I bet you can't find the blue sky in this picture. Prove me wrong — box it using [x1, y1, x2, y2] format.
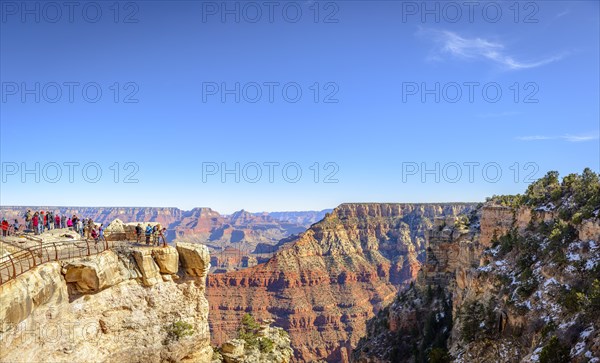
[1, 0, 598, 213]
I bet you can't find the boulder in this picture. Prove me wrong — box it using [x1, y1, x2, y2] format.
[221, 339, 245, 356]
[63, 251, 126, 293]
[176, 242, 211, 283]
[151, 246, 179, 274]
[132, 249, 161, 286]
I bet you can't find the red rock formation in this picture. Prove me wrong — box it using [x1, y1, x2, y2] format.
[206, 203, 474, 362]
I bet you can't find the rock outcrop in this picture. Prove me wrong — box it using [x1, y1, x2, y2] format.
[63, 250, 128, 293]
[0, 243, 212, 363]
[177, 242, 211, 284]
[213, 318, 294, 363]
[206, 203, 474, 362]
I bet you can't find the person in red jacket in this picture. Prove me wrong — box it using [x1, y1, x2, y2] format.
[1, 218, 8, 238]
[55, 214, 61, 229]
[32, 213, 39, 235]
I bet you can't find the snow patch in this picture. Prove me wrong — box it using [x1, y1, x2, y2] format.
[571, 341, 586, 357]
[535, 203, 556, 212]
[544, 278, 558, 287]
[530, 347, 542, 362]
[581, 325, 594, 339]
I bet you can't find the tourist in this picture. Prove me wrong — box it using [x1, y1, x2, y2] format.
[77, 219, 84, 236]
[135, 223, 142, 243]
[72, 215, 78, 232]
[61, 215, 67, 229]
[152, 224, 159, 245]
[24, 209, 32, 230]
[159, 228, 167, 247]
[87, 219, 94, 239]
[91, 227, 99, 244]
[32, 213, 39, 235]
[67, 217, 73, 229]
[55, 214, 60, 229]
[145, 224, 152, 245]
[47, 211, 53, 230]
[40, 211, 45, 233]
[12, 219, 20, 235]
[98, 224, 106, 243]
[1, 218, 8, 238]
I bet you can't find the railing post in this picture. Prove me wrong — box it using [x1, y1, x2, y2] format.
[29, 249, 37, 267]
[7, 254, 16, 279]
[53, 242, 58, 261]
[86, 240, 91, 256]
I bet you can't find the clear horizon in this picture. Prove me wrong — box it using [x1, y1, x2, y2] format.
[1, 202, 482, 216]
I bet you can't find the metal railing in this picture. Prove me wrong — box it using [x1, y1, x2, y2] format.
[0, 239, 114, 286]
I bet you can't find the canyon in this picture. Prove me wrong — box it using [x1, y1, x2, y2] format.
[3, 170, 596, 363]
[206, 203, 475, 362]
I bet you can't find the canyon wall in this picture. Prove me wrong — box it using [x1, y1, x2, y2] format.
[354, 199, 600, 362]
[206, 203, 475, 362]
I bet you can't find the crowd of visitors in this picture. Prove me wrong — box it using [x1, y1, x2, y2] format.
[0, 210, 107, 243]
[135, 223, 167, 247]
[1, 210, 167, 247]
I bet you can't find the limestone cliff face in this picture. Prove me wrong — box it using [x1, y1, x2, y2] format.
[206, 203, 474, 362]
[0, 243, 212, 363]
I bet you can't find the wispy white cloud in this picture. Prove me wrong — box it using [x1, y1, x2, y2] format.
[516, 135, 555, 141]
[516, 133, 599, 143]
[562, 134, 599, 142]
[555, 9, 570, 19]
[423, 30, 566, 70]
